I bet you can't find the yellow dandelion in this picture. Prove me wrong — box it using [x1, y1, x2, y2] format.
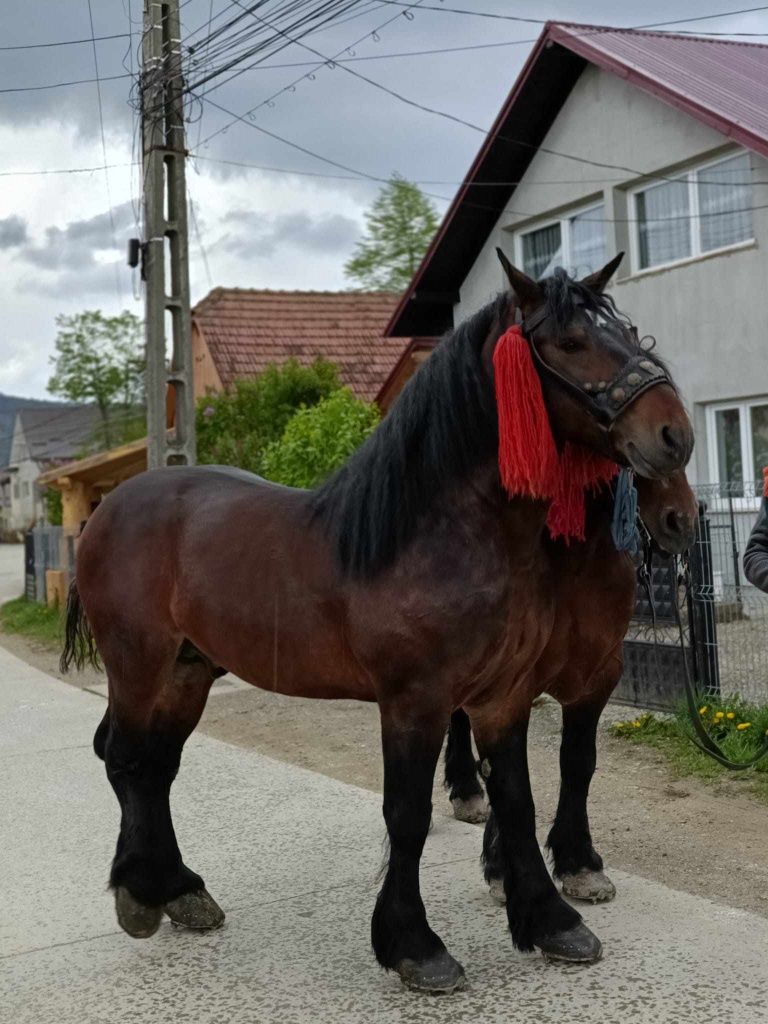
[699, 706, 708, 715]
[715, 711, 725, 719]
[726, 712, 736, 720]
[737, 722, 752, 731]
[633, 720, 642, 728]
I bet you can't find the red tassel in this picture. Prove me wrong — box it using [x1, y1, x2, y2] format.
[547, 445, 619, 542]
[493, 325, 619, 542]
[493, 326, 559, 499]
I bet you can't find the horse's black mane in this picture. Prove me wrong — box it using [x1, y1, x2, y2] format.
[542, 268, 629, 332]
[312, 294, 507, 577]
[312, 268, 658, 578]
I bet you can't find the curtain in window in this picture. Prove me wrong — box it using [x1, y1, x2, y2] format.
[715, 407, 743, 497]
[637, 178, 690, 269]
[522, 223, 561, 280]
[569, 205, 606, 277]
[698, 153, 752, 253]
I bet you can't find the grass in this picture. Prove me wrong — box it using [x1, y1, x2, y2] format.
[0, 596, 63, 649]
[612, 697, 768, 801]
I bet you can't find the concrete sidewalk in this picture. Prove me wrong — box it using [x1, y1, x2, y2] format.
[2, 647, 766, 1024]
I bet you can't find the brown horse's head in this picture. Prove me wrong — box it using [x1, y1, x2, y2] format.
[495, 249, 693, 478]
[636, 469, 697, 555]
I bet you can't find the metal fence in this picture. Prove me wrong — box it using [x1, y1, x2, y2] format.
[690, 481, 768, 704]
[25, 524, 74, 603]
[619, 481, 768, 709]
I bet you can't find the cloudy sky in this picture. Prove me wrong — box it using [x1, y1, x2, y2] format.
[0, 0, 764, 397]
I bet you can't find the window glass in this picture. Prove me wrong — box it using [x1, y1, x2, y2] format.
[569, 205, 606, 277]
[750, 404, 768, 497]
[715, 407, 743, 497]
[637, 178, 691, 269]
[698, 153, 752, 253]
[521, 222, 561, 280]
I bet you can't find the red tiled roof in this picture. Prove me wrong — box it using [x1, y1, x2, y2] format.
[193, 288, 406, 402]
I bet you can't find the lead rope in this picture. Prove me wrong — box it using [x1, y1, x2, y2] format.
[673, 554, 768, 770]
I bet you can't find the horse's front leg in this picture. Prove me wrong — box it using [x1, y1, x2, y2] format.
[372, 699, 465, 994]
[470, 708, 602, 963]
[444, 709, 489, 823]
[548, 679, 617, 904]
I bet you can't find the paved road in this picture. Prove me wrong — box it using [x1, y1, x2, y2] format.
[0, 543, 23, 604]
[2, 647, 767, 1024]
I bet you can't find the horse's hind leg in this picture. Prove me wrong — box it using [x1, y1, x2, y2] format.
[101, 647, 222, 938]
[444, 709, 489, 824]
[372, 699, 465, 994]
[548, 667, 619, 904]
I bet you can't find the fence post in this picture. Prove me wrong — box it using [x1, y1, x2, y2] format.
[726, 491, 743, 614]
[689, 502, 721, 696]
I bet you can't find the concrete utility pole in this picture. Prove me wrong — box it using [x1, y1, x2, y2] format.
[142, 0, 196, 468]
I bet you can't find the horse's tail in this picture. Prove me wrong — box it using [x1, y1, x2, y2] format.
[60, 581, 100, 673]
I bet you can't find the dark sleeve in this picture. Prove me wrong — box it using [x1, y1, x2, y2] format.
[744, 497, 768, 592]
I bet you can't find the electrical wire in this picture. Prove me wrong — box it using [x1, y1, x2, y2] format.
[85, 0, 123, 306]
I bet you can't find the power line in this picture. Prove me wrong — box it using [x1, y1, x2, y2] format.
[0, 73, 130, 94]
[0, 163, 136, 177]
[0, 32, 130, 51]
[373, 2, 768, 30]
[197, 0, 428, 147]
[85, 0, 123, 306]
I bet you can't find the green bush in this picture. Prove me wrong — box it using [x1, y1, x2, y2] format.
[261, 388, 380, 489]
[45, 488, 63, 526]
[196, 358, 341, 474]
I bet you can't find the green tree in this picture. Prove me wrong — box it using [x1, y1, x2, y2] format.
[261, 388, 380, 488]
[47, 310, 145, 449]
[344, 174, 439, 292]
[196, 358, 341, 474]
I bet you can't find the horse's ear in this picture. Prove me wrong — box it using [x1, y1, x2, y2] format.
[495, 247, 541, 311]
[580, 252, 624, 293]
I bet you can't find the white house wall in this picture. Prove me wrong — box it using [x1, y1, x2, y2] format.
[455, 64, 768, 483]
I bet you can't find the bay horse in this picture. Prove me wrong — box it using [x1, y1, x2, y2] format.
[60, 253, 693, 994]
[444, 471, 696, 910]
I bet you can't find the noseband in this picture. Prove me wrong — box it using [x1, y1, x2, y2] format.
[520, 304, 672, 428]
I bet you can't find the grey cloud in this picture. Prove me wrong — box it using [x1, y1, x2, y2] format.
[19, 201, 136, 271]
[221, 210, 359, 259]
[0, 216, 27, 248]
[17, 260, 129, 300]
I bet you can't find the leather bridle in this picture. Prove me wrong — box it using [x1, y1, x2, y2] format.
[520, 303, 673, 429]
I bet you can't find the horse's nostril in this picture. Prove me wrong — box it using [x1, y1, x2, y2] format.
[661, 425, 678, 453]
[665, 509, 681, 535]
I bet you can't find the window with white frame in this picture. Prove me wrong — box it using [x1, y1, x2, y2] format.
[518, 203, 606, 280]
[633, 152, 752, 271]
[707, 398, 768, 499]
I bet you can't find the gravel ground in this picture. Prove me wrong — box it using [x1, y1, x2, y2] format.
[4, 626, 768, 920]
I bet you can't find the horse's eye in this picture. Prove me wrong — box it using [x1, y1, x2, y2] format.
[559, 338, 583, 354]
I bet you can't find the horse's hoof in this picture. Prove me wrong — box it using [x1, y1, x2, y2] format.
[488, 876, 506, 904]
[537, 922, 603, 964]
[561, 868, 616, 904]
[115, 886, 163, 939]
[164, 889, 226, 931]
[451, 794, 489, 824]
[397, 950, 467, 994]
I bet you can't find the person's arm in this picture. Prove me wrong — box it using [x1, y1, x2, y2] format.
[744, 468, 768, 593]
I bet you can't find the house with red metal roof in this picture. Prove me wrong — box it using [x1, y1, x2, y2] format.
[385, 22, 768, 495]
[191, 288, 409, 404]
